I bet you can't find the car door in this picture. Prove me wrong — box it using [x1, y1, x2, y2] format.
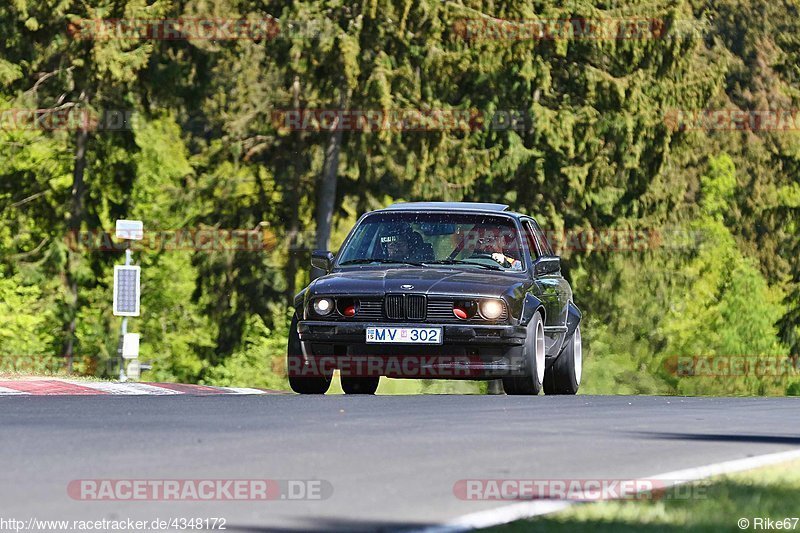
[523, 218, 571, 355]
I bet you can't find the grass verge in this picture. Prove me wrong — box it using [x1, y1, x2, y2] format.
[482, 459, 800, 532]
[327, 371, 486, 394]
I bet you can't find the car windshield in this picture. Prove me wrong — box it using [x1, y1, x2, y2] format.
[337, 212, 525, 272]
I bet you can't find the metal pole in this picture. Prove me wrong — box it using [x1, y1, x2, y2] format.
[119, 318, 128, 382]
[118, 246, 132, 382]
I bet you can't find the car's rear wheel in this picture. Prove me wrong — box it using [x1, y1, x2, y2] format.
[544, 325, 582, 395]
[503, 311, 545, 395]
[341, 376, 380, 395]
[287, 315, 332, 395]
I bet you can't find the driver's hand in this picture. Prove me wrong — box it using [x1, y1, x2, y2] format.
[491, 253, 509, 266]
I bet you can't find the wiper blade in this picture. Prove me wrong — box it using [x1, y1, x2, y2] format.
[339, 258, 426, 267]
[424, 259, 503, 271]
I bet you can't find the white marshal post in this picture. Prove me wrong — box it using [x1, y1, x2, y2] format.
[114, 220, 143, 381]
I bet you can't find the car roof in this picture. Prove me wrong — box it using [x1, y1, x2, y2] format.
[380, 202, 523, 217]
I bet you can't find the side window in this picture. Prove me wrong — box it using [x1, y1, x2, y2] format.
[523, 221, 542, 259]
[530, 219, 554, 256]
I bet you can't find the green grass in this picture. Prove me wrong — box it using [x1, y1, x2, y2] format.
[482, 460, 800, 532]
[327, 371, 486, 394]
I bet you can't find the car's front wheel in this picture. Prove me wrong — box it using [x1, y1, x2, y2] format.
[287, 315, 332, 395]
[341, 376, 380, 395]
[503, 311, 545, 395]
[544, 325, 582, 395]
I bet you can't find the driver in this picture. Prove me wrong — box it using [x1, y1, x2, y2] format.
[473, 226, 522, 270]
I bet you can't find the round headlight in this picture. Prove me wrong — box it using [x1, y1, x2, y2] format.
[313, 297, 334, 316]
[480, 299, 504, 320]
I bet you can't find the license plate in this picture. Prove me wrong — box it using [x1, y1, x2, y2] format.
[366, 327, 442, 345]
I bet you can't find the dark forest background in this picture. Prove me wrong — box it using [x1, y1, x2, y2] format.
[1, 0, 798, 394]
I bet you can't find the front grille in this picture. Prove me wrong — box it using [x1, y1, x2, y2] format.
[406, 295, 426, 320]
[356, 296, 508, 322]
[427, 300, 455, 321]
[358, 299, 383, 321]
[385, 295, 404, 319]
[383, 294, 427, 320]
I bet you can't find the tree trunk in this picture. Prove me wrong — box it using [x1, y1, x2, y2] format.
[311, 86, 347, 280]
[313, 130, 343, 255]
[62, 124, 89, 373]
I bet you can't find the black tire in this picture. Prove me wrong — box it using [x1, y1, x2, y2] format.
[544, 325, 582, 395]
[287, 314, 332, 395]
[341, 376, 380, 395]
[503, 311, 545, 395]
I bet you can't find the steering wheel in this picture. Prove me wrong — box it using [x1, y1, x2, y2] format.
[470, 251, 514, 268]
[469, 252, 495, 260]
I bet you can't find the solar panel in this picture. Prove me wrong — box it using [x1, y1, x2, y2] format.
[113, 265, 141, 316]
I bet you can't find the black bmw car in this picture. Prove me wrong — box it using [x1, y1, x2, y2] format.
[287, 202, 582, 395]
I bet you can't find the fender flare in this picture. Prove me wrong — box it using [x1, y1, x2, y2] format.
[520, 294, 545, 326]
[565, 301, 582, 337]
[293, 288, 308, 317]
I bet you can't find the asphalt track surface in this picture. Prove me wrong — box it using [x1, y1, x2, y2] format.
[1, 394, 799, 532]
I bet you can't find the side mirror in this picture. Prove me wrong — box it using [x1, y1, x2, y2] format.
[311, 250, 335, 273]
[533, 256, 560, 277]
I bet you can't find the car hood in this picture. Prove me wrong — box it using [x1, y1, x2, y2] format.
[310, 268, 528, 298]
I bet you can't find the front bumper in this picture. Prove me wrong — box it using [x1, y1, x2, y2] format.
[295, 321, 528, 379]
[298, 321, 527, 346]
